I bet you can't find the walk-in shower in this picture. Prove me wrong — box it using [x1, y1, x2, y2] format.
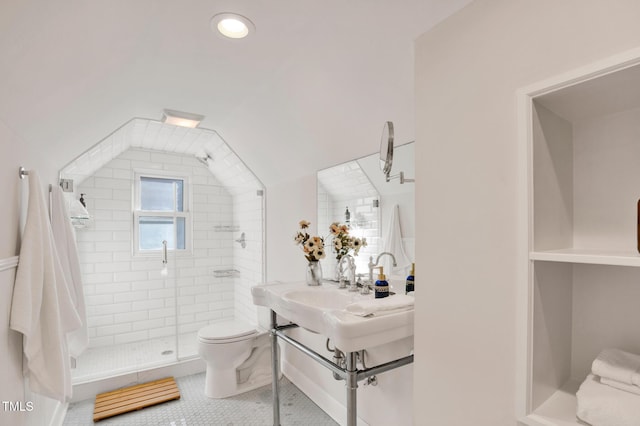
[59, 118, 265, 383]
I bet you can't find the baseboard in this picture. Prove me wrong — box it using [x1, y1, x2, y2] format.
[49, 402, 68, 426]
[282, 359, 369, 426]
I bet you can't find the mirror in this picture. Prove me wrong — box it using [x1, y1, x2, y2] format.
[379, 121, 394, 181]
[317, 142, 414, 286]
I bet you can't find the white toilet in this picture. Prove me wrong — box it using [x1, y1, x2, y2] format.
[197, 319, 274, 398]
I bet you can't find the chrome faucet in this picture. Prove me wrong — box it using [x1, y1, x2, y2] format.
[338, 255, 356, 289]
[368, 252, 397, 284]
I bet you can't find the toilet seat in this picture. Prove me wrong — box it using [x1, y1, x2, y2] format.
[198, 320, 257, 344]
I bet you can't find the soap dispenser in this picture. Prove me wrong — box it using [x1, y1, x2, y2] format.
[406, 263, 415, 294]
[374, 266, 389, 299]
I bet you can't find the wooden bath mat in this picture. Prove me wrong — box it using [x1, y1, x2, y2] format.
[93, 377, 180, 422]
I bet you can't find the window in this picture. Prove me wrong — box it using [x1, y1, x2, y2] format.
[134, 172, 190, 254]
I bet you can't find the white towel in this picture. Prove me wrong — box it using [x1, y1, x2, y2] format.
[10, 172, 82, 402]
[592, 348, 640, 387]
[576, 374, 640, 426]
[381, 204, 412, 275]
[601, 377, 640, 396]
[51, 185, 88, 358]
[345, 294, 414, 317]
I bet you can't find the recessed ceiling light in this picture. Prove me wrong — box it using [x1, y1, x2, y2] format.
[210, 13, 255, 39]
[162, 109, 205, 128]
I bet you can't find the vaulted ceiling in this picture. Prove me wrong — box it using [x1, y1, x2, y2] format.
[60, 118, 264, 195]
[0, 0, 470, 186]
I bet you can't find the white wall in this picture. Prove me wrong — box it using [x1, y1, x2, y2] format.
[0, 122, 25, 409]
[0, 121, 25, 257]
[266, 175, 318, 284]
[414, 0, 640, 424]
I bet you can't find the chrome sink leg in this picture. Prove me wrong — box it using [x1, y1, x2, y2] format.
[270, 310, 281, 426]
[345, 351, 358, 426]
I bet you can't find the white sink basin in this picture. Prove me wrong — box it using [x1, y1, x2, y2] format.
[283, 288, 354, 309]
[252, 282, 414, 352]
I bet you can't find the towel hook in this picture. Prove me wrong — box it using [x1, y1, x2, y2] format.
[19, 167, 29, 179]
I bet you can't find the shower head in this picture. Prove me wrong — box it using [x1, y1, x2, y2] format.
[196, 152, 213, 166]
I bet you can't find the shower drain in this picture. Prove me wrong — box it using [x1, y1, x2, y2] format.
[161, 350, 174, 356]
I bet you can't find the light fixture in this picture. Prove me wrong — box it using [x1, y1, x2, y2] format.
[210, 13, 255, 39]
[161, 109, 205, 128]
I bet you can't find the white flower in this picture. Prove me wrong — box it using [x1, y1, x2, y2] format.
[352, 239, 363, 254]
[304, 239, 317, 251]
[294, 220, 326, 261]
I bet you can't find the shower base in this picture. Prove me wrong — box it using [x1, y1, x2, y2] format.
[72, 332, 199, 384]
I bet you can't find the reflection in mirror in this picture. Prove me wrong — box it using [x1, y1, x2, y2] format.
[317, 142, 415, 288]
[318, 160, 380, 280]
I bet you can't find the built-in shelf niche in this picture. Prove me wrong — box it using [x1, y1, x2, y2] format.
[519, 51, 640, 425]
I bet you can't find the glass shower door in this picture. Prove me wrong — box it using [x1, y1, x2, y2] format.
[176, 181, 235, 360]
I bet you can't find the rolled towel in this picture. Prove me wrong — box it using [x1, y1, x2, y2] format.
[592, 348, 640, 387]
[601, 377, 640, 396]
[576, 374, 640, 426]
[345, 294, 414, 317]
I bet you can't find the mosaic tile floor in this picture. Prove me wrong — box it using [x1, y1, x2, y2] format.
[72, 333, 199, 383]
[63, 373, 338, 426]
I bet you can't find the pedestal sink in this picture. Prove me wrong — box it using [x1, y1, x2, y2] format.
[252, 281, 414, 426]
[251, 281, 414, 352]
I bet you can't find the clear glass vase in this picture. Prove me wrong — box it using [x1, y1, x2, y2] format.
[334, 260, 342, 281]
[306, 261, 323, 286]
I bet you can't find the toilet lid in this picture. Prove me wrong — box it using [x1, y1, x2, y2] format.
[198, 320, 257, 343]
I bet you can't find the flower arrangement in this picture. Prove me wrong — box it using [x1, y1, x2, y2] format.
[294, 220, 326, 262]
[329, 222, 367, 259]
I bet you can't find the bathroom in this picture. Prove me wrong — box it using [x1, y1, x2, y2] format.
[3, 1, 640, 426]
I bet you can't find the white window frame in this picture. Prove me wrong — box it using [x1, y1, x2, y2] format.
[133, 169, 192, 256]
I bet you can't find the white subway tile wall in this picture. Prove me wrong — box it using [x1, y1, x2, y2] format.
[77, 148, 264, 354]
